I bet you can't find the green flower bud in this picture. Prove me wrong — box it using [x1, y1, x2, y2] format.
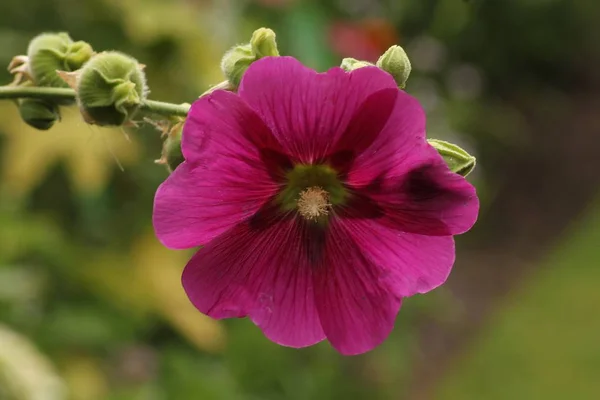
[17, 98, 60, 130]
[428, 139, 476, 177]
[221, 27, 280, 87]
[161, 122, 184, 173]
[64, 40, 95, 71]
[27, 32, 94, 89]
[220, 44, 254, 87]
[376, 45, 411, 89]
[340, 58, 374, 72]
[250, 28, 279, 58]
[76, 52, 147, 126]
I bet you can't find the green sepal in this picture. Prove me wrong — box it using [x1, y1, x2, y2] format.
[428, 139, 476, 177]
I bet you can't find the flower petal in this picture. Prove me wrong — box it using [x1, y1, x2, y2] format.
[153, 91, 282, 249]
[327, 88, 399, 174]
[344, 89, 427, 187]
[313, 218, 403, 355]
[238, 56, 398, 164]
[348, 144, 479, 236]
[336, 215, 456, 297]
[182, 211, 326, 348]
[181, 90, 287, 170]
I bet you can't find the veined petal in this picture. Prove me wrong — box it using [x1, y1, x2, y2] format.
[348, 144, 479, 236]
[153, 91, 283, 249]
[181, 90, 286, 169]
[344, 90, 427, 186]
[153, 161, 275, 249]
[313, 218, 403, 355]
[336, 215, 456, 297]
[238, 56, 398, 164]
[182, 209, 326, 348]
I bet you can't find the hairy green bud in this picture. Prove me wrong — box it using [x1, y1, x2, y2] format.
[428, 139, 476, 177]
[17, 98, 60, 130]
[221, 27, 279, 87]
[220, 44, 254, 87]
[75, 52, 147, 126]
[250, 28, 279, 58]
[162, 122, 184, 173]
[340, 58, 373, 72]
[376, 45, 411, 89]
[27, 32, 94, 89]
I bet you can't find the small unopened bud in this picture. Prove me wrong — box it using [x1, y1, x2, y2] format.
[340, 58, 373, 72]
[18, 98, 61, 130]
[428, 139, 476, 177]
[250, 28, 279, 58]
[64, 40, 95, 71]
[376, 45, 411, 89]
[221, 27, 279, 87]
[220, 45, 254, 87]
[75, 52, 147, 126]
[161, 122, 184, 173]
[27, 32, 94, 89]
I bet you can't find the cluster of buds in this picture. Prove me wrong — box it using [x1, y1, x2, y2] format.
[8, 32, 147, 129]
[8, 33, 94, 129]
[5, 28, 476, 177]
[9, 32, 94, 90]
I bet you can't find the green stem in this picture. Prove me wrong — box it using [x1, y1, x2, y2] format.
[0, 86, 75, 102]
[142, 99, 190, 117]
[0, 86, 190, 118]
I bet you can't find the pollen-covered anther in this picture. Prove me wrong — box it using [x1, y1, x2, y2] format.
[297, 186, 331, 220]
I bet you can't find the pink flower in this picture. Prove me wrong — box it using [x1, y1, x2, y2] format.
[153, 57, 479, 355]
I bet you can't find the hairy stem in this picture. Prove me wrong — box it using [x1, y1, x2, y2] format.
[0, 86, 190, 117]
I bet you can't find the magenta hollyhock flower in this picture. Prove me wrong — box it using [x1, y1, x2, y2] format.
[153, 57, 479, 355]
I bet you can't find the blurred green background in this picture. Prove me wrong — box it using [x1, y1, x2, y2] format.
[1, 0, 599, 399]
